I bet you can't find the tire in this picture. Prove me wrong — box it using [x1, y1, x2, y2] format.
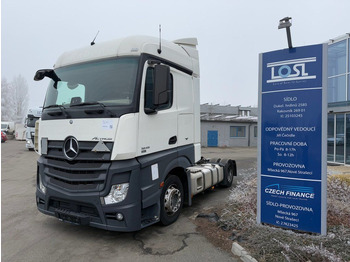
[160, 175, 184, 226]
[219, 159, 236, 188]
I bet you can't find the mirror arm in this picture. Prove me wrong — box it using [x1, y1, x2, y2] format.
[148, 59, 161, 65]
[144, 108, 158, 115]
[45, 70, 61, 83]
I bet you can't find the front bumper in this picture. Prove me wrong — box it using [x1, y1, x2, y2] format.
[36, 189, 142, 232]
[36, 156, 146, 232]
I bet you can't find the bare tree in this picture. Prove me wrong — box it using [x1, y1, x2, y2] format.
[12, 75, 29, 122]
[1, 78, 16, 121]
[1, 75, 29, 122]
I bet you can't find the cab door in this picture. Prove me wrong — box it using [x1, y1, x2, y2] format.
[138, 63, 177, 156]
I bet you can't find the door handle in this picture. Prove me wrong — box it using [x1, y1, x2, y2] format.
[169, 136, 177, 145]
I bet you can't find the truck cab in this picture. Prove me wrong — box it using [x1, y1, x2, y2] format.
[34, 36, 235, 232]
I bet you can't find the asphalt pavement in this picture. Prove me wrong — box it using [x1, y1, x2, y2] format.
[1, 140, 256, 262]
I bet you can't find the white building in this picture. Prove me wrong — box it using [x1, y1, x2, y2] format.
[200, 104, 258, 147]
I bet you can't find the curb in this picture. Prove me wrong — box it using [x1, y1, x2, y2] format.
[231, 242, 258, 262]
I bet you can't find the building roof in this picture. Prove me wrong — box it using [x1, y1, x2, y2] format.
[200, 104, 258, 123]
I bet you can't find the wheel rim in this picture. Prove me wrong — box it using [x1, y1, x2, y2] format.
[164, 185, 181, 216]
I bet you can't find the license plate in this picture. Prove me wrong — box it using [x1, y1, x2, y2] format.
[57, 213, 81, 225]
[55, 209, 90, 225]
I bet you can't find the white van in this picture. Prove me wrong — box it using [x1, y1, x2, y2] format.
[1, 122, 15, 135]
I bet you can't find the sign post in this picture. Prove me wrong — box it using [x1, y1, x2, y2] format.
[257, 44, 327, 234]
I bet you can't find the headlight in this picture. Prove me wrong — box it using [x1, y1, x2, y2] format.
[103, 183, 129, 205]
[38, 175, 46, 194]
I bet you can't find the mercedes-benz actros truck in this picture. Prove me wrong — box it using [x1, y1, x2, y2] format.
[34, 35, 236, 232]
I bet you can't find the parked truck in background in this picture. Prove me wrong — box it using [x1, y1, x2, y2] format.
[25, 108, 42, 150]
[34, 35, 237, 232]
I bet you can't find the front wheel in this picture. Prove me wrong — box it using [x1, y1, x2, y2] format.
[160, 175, 184, 226]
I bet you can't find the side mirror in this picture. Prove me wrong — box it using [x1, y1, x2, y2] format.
[153, 65, 170, 106]
[34, 69, 51, 81]
[34, 69, 61, 83]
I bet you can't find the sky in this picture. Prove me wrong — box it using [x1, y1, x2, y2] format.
[1, 0, 350, 109]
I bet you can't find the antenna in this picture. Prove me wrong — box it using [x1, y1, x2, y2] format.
[91, 30, 100, 46]
[157, 25, 162, 54]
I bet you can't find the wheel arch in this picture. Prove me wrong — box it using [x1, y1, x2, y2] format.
[162, 156, 192, 207]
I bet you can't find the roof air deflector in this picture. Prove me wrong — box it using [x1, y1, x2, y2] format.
[173, 38, 198, 47]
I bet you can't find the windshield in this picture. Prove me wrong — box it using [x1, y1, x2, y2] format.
[26, 117, 40, 127]
[44, 57, 139, 108]
[1, 124, 8, 129]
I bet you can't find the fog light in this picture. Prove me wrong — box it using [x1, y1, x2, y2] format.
[39, 175, 46, 194]
[104, 183, 129, 205]
[116, 213, 124, 221]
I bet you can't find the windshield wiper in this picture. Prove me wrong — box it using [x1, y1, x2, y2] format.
[70, 102, 100, 107]
[43, 104, 71, 118]
[43, 104, 66, 109]
[70, 102, 116, 117]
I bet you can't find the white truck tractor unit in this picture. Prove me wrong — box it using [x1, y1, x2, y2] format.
[34, 35, 237, 232]
[25, 108, 42, 150]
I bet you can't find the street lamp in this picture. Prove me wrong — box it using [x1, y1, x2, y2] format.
[278, 17, 293, 49]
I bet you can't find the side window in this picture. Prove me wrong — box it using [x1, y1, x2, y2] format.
[144, 67, 173, 111]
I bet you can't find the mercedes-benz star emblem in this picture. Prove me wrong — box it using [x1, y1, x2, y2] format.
[63, 136, 79, 160]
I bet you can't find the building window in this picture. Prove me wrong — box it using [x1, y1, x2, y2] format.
[328, 114, 335, 162]
[348, 74, 350, 101]
[328, 38, 349, 103]
[328, 75, 346, 103]
[328, 113, 350, 164]
[346, 114, 350, 164]
[254, 126, 258, 137]
[328, 40, 347, 77]
[335, 114, 345, 163]
[230, 126, 246, 137]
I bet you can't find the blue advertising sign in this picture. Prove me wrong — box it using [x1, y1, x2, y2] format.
[257, 44, 327, 235]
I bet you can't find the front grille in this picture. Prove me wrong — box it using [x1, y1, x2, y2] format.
[45, 141, 113, 161]
[43, 140, 113, 192]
